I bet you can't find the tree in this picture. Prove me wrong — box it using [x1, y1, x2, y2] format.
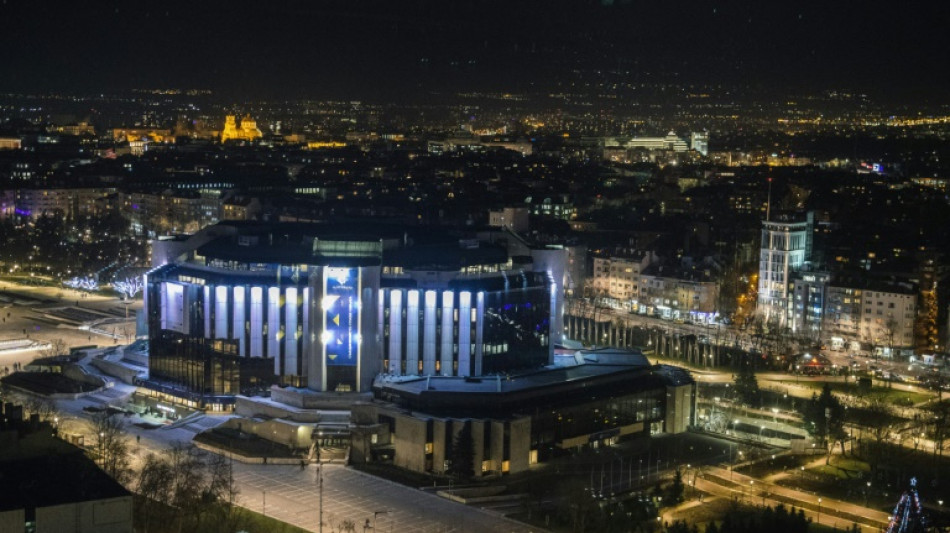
[733, 357, 761, 408]
[24, 394, 58, 423]
[859, 395, 898, 460]
[137, 452, 175, 532]
[801, 384, 847, 460]
[665, 468, 685, 504]
[92, 412, 132, 484]
[924, 400, 950, 458]
[113, 276, 144, 300]
[135, 443, 243, 533]
[42, 337, 68, 359]
[447, 421, 475, 481]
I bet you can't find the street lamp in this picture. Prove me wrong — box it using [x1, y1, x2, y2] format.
[865, 481, 871, 506]
[817, 497, 822, 524]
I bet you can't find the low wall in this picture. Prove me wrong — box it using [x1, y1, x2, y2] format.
[193, 440, 303, 465]
[90, 358, 142, 385]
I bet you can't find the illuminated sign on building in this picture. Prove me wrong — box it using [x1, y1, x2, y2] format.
[324, 267, 359, 367]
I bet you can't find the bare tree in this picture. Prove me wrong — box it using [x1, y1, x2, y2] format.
[859, 395, 898, 462]
[113, 276, 144, 300]
[42, 337, 68, 358]
[92, 412, 133, 484]
[137, 452, 175, 533]
[926, 400, 950, 459]
[24, 395, 58, 423]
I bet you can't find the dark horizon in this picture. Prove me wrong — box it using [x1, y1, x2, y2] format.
[1, 1, 948, 104]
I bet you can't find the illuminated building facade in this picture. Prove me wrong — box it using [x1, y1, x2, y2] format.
[220, 115, 263, 142]
[144, 222, 563, 408]
[757, 211, 813, 327]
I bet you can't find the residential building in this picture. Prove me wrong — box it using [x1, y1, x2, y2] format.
[757, 211, 814, 326]
[488, 206, 529, 233]
[639, 265, 720, 316]
[590, 251, 654, 302]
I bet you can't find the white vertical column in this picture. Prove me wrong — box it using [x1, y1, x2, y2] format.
[268, 287, 281, 374]
[284, 287, 298, 376]
[159, 281, 167, 330]
[440, 290, 454, 376]
[475, 291, 485, 376]
[232, 286, 246, 356]
[203, 286, 211, 338]
[388, 290, 402, 375]
[377, 288, 385, 360]
[302, 287, 310, 377]
[214, 285, 229, 339]
[423, 290, 437, 375]
[406, 290, 420, 375]
[458, 291, 472, 377]
[250, 287, 263, 358]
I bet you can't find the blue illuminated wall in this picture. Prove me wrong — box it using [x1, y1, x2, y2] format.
[324, 267, 359, 367]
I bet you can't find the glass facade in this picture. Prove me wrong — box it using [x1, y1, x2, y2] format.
[380, 272, 552, 377]
[481, 278, 551, 374]
[145, 275, 284, 406]
[530, 388, 665, 461]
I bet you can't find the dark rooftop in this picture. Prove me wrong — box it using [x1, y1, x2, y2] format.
[373, 361, 693, 418]
[0, 446, 131, 511]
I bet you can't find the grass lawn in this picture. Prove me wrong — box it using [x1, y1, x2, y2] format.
[812, 457, 869, 480]
[230, 506, 312, 533]
[738, 454, 815, 479]
[133, 496, 311, 533]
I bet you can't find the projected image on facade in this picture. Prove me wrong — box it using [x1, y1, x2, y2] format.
[324, 267, 360, 391]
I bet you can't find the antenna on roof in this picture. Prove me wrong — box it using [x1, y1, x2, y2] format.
[766, 177, 773, 222]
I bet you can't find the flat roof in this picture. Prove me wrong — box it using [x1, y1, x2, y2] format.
[374, 362, 693, 417]
[0, 444, 130, 511]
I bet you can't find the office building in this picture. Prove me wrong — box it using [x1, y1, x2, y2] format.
[757, 211, 813, 327]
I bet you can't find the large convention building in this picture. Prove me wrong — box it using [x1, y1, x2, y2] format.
[142, 221, 567, 409]
[137, 221, 696, 476]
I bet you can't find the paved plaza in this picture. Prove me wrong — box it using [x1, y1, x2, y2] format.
[232, 463, 540, 533]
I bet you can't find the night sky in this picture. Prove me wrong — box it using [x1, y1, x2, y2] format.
[1, 0, 948, 101]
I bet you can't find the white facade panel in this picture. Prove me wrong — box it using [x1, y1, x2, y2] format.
[249, 286, 263, 358]
[423, 290, 437, 375]
[388, 290, 402, 375]
[458, 291, 472, 377]
[268, 287, 280, 373]
[214, 285, 229, 339]
[203, 286, 211, 338]
[284, 287, 298, 374]
[406, 290, 420, 375]
[440, 291, 454, 376]
[232, 286, 246, 355]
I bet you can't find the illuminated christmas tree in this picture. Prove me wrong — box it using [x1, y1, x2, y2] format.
[885, 477, 929, 533]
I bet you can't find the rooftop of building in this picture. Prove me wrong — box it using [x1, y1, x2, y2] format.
[0, 408, 130, 512]
[372, 358, 692, 418]
[0, 444, 131, 511]
[762, 210, 814, 226]
[168, 221, 526, 272]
